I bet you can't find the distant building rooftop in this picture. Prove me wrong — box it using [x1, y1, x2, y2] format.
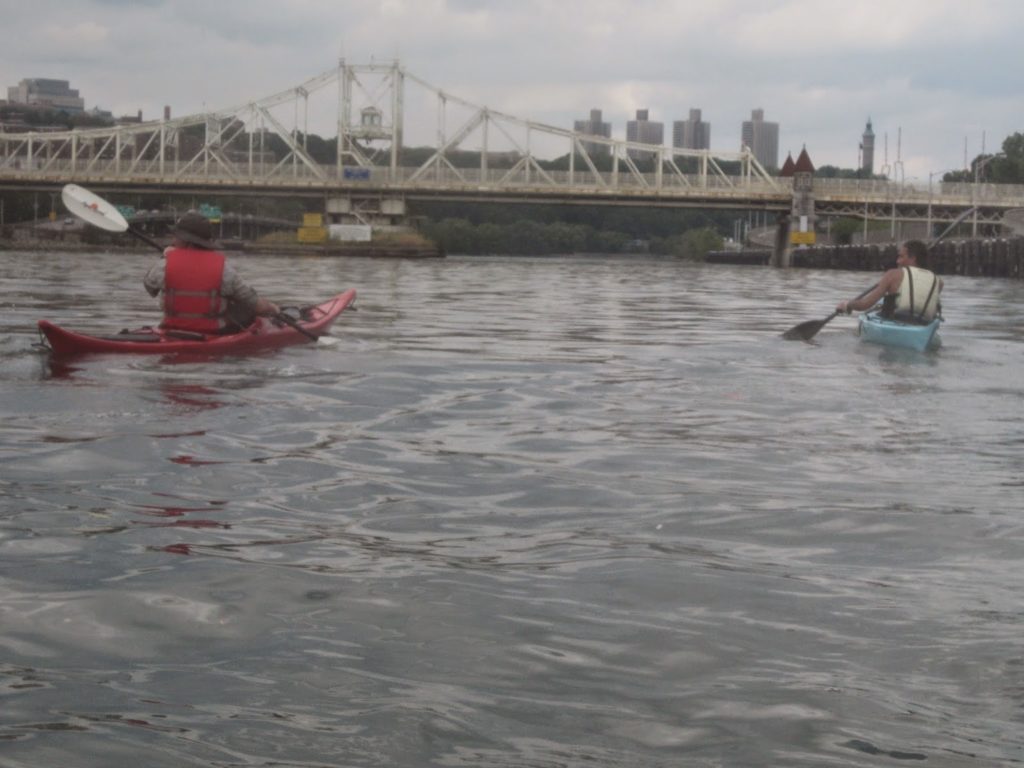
[7, 77, 85, 114]
[793, 147, 815, 174]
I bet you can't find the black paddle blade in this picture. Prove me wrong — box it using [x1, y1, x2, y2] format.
[781, 313, 836, 341]
[782, 287, 871, 342]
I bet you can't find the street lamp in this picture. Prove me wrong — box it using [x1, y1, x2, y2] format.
[974, 151, 1005, 183]
[928, 168, 959, 238]
[972, 152, 1005, 237]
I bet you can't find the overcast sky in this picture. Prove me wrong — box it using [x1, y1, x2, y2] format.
[3, 0, 1021, 180]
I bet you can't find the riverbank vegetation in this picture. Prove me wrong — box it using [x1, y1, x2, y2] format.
[942, 132, 1024, 183]
[410, 201, 727, 257]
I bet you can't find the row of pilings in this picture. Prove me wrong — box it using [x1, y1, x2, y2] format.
[706, 237, 1024, 278]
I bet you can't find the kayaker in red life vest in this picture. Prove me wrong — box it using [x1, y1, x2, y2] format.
[144, 211, 280, 333]
[835, 239, 943, 322]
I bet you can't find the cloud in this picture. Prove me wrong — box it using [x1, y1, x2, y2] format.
[41, 21, 110, 46]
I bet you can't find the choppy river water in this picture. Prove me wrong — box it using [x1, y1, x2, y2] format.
[1, 249, 1022, 767]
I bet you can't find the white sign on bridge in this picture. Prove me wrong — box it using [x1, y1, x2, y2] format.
[329, 224, 372, 242]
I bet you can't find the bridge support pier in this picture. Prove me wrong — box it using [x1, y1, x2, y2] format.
[771, 213, 792, 267]
[326, 195, 407, 229]
[773, 148, 816, 267]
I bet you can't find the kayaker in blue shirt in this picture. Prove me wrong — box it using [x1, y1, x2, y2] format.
[144, 211, 279, 333]
[836, 239, 943, 323]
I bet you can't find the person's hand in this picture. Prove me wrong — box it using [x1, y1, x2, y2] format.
[255, 299, 280, 316]
[836, 300, 851, 314]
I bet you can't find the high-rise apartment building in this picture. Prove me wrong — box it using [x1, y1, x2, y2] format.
[741, 108, 779, 170]
[626, 109, 664, 161]
[860, 118, 875, 175]
[672, 108, 710, 150]
[7, 78, 85, 113]
[573, 108, 612, 158]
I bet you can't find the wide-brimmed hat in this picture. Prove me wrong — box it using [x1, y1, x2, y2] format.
[171, 211, 216, 249]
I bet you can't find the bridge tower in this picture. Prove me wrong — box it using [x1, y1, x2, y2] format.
[329, 59, 408, 228]
[773, 147, 816, 267]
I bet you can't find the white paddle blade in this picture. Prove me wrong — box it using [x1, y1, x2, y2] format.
[61, 184, 129, 232]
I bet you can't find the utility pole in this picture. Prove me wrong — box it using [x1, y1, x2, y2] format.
[971, 152, 1005, 237]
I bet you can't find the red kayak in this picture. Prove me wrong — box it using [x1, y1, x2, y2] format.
[38, 289, 356, 357]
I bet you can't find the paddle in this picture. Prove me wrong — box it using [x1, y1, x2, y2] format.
[61, 184, 319, 342]
[781, 283, 877, 341]
[270, 309, 319, 341]
[780, 206, 977, 342]
[61, 183, 164, 251]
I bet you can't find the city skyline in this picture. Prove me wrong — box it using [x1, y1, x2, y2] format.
[573, 108, 611, 158]
[742, 109, 780, 170]
[625, 109, 664, 161]
[1, 1, 1020, 181]
[674, 109, 711, 153]
[6, 78, 84, 114]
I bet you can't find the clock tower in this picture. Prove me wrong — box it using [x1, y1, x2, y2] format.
[861, 119, 875, 175]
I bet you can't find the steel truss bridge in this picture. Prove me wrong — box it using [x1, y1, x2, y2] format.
[2, 59, 1023, 233]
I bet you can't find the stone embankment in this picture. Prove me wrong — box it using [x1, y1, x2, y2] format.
[707, 237, 1024, 278]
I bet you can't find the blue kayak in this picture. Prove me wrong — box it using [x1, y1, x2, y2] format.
[858, 311, 941, 352]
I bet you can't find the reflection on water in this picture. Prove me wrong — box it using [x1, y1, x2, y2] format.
[160, 383, 226, 412]
[1, 251, 1023, 767]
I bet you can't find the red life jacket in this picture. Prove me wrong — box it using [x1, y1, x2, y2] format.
[161, 248, 227, 332]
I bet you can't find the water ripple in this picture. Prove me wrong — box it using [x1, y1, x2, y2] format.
[2, 252, 1023, 766]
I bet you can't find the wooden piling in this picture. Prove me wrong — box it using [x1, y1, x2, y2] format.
[707, 235, 1024, 278]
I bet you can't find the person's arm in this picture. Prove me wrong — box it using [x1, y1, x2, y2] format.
[836, 270, 898, 313]
[143, 262, 164, 298]
[253, 296, 280, 316]
[221, 265, 279, 316]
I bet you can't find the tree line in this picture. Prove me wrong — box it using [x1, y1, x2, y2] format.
[0, 104, 114, 131]
[942, 132, 1024, 184]
[410, 201, 727, 258]
[418, 217, 723, 258]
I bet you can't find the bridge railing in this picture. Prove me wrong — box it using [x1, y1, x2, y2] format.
[814, 177, 1024, 205]
[7, 155, 1024, 209]
[896, 180, 1024, 204]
